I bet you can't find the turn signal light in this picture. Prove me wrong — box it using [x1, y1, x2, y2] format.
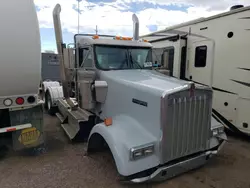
[16, 97, 24, 105]
[92, 35, 99, 39]
[104, 117, 113, 126]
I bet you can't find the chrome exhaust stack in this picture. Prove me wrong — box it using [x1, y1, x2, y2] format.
[132, 14, 139, 41]
[53, 4, 76, 109]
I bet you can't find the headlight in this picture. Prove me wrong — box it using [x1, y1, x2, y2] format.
[130, 144, 154, 161]
[212, 126, 224, 136]
[218, 126, 224, 134]
[212, 129, 219, 136]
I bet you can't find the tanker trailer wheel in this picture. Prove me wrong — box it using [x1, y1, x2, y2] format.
[45, 91, 57, 116]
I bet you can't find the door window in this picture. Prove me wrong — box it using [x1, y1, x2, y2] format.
[79, 47, 93, 68]
[195, 46, 207, 67]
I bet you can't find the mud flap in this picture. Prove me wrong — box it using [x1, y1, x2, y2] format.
[10, 104, 44, 151]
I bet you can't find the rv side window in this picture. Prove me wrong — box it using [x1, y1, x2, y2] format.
[195, 46, 207, 67]
[162, 47, 174, 76]
[180, 46, 187, 79]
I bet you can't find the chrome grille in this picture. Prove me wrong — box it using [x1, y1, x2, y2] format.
[160, 88, 212, 164]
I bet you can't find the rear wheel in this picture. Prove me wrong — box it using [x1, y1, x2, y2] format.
[45, 92, 57, 116]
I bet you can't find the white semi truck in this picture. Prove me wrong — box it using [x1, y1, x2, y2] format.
[42, 4, 227, 183]
[0, 0, 44, 152]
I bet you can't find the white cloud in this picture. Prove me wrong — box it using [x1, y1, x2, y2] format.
[35, 0, 250, 42]
[123, 0, 250, 10]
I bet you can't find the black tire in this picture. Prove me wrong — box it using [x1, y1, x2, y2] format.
[44, 91, 48, 110]
[0, 145, 8, 159]
[46, 92, 57, 116]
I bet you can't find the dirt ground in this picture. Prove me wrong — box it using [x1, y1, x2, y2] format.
[0, 114, 250, 188]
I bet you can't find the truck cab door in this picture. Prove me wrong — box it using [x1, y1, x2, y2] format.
[187, 40, 214, 86]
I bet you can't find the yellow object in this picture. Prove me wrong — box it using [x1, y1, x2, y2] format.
[143, 39, 148, 42]
[18, 127, 40, 146]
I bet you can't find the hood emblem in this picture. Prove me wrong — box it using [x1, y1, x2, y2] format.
[190, 84, 195, 97]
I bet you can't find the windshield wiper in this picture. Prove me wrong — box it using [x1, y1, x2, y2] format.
[128, 51, 142, 69]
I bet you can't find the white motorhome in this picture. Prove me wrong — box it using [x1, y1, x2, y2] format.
[140, 5, 250, 135]
[0, 0, 44, 151]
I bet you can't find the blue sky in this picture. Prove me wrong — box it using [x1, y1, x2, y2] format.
[34, 0, 249, 52]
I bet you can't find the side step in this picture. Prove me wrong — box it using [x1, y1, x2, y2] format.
[55, 112, 67, 124]
[60, 107, 95, 141]
[61, 123, 79, 140]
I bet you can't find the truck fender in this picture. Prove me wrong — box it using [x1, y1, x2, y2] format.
[42, 81, 60, 97]
[87, 115, 160, 177]
[45, 85, 64, 108]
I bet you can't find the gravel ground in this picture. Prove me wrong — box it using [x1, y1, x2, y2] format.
[0, 114, 250, 188]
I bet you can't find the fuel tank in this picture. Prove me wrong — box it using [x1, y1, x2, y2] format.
[0, 0, 41, 97]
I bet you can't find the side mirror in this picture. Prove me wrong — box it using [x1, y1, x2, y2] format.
[94, 81, 108, 103]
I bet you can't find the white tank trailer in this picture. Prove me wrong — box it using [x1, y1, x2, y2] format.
[42, 4, 227, 183]
[0, 0, 44, 151]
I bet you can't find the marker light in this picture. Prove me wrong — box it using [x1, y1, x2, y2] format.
[92, 35, 99, 39]
[3, 98, 12, 106]
[104, 117, 113, 126]
[115, 36, 132, 40]
[143, 39, 148, 42]
[115, 36, 121, 40]
[7, 127, 16, 132]
[16, 97, 24, 105]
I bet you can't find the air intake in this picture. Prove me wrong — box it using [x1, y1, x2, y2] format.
[230, 5, 244, 11]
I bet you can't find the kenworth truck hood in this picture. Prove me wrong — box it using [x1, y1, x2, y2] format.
[98, 69, 194, 143]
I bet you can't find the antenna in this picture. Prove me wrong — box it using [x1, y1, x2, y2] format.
[188, 27, 191, 35]
[95, 25, 98, 35]
[77, 0, 81, 34]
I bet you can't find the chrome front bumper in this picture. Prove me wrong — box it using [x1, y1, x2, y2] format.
[130, 140, 226, 183]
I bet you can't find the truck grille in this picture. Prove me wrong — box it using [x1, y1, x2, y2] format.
[160, 88, 212, 164]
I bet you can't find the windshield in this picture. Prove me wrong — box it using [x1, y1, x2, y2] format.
[94, 45, 153, 70]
